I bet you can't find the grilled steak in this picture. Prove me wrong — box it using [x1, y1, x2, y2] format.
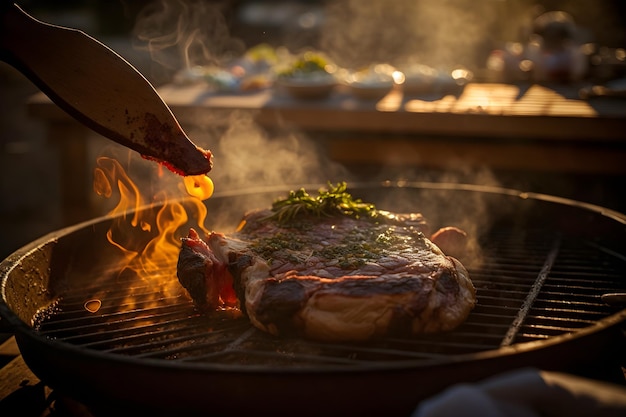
[177, 185, 475, 342]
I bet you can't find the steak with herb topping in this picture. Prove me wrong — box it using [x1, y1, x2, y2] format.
[177, 184, 475, 342]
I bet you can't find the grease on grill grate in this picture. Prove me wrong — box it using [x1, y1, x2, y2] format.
[33, 230, 626, 369]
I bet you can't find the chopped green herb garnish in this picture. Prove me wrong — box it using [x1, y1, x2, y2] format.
[268, 182, 378, 223]
[277, 52, 330, 78]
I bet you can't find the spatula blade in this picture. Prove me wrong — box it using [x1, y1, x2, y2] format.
[0, 3, 212, 176]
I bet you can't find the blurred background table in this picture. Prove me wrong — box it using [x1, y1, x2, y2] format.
[27, 81, 626, 224]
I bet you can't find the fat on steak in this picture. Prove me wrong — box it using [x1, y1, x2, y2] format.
[177, 206, 476, 342]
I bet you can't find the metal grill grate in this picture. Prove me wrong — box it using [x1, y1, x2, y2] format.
[34, 228, 626, 369]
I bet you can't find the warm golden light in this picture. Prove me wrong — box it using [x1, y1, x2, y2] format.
[519, 59, 534, 73]
[183, 175, 214, 200]
[84, 299, 102, 313]
[392, 70, 405, 84]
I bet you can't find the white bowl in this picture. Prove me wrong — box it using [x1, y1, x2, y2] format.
[275, 74, 337, 99]
[345, 80, 394, 100]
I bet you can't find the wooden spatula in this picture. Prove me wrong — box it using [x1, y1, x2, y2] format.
[0, 2, 212, 176]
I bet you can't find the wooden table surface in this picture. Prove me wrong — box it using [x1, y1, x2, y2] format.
[29, 81, 626, 139]
[153, 82, 626, 140]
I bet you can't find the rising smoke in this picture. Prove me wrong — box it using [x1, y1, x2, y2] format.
[320, 0, 503, 70]
[320, 0, 625, 70]
[131, 0, 353, 195]
[132, 0, 246, 83]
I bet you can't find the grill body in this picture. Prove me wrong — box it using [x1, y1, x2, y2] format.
[1, 182, 625, 417]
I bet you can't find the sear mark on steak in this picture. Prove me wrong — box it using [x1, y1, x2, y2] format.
[177, 209, 475, 342]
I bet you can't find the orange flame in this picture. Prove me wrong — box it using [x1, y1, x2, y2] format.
[93, 157, 212, 302]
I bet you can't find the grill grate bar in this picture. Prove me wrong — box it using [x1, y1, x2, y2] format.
[184, 349, 376, 367]
[533, 295, 610, 307]
[176, 336, 493, 366]
[585, 241, 626, 263]
[40, 309, 201, 342]
[523, 314, 598, 326]
[38, 297, 192, 328]
[126, 322, 257, 360]
[526, 308, 607, 320]
[500, 235, 561, 346]
[82, 318, 220, 351]
[521, 323, 594, 334]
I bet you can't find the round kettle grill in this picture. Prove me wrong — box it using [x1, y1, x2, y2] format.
[1, 181, 625, 417]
